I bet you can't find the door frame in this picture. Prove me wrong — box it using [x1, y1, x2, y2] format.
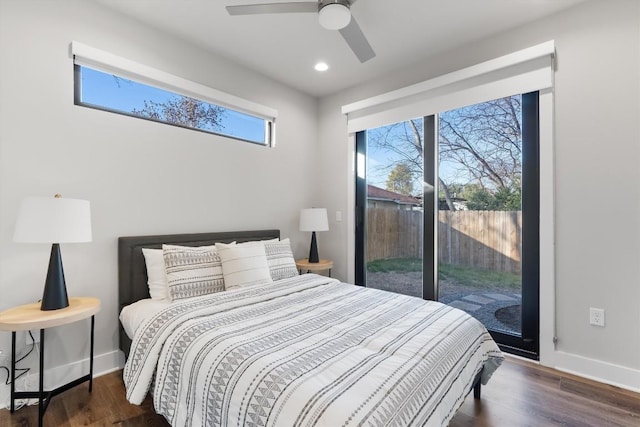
[353, 92, 541, 359]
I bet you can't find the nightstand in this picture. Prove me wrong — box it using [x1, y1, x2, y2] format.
[296, 258, 334, 277]
[0, 297, 100, 427]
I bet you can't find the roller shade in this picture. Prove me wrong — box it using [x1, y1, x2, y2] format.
[71, 41, 278, 122]
[342, 41, 554, 132]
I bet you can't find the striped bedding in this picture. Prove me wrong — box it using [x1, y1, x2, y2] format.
[123, 274, 503, 426]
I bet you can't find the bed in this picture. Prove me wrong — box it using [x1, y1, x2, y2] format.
[118, 230, 503, 427]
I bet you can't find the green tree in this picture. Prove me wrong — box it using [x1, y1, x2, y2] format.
[132, 95, 225, 130]
[386, 163, 415, 195]
[463, 183, 521, 210]
[493, 185, 521, 210]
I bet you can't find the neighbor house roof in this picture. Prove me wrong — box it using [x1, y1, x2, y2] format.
[367, 185, 421, 206]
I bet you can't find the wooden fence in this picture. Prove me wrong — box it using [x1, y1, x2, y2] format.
[367, 208, 423, 261]
[366, 208, 522, 273]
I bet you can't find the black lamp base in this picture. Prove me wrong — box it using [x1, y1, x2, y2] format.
[308, 231, 320, 263]
[41, 244, 69, 311]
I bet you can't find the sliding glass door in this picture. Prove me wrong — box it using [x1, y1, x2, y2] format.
[434, 93, 539, 357]
[355, 119, 425, 299]
[355, 92, 539, 358]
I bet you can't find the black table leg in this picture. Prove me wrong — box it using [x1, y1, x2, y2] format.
[10, 331, 15, 413]
[8, 315, 95, 424]
[39, 328, 44, 427]
[89, 315, 94, 392]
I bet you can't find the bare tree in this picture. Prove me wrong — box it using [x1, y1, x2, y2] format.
[439, 96, 522, 191]
[367, 119, 423, 176]
[367, 95, 523, 210]
[368, 118, 456, 209]
[132, 96, 225, 130]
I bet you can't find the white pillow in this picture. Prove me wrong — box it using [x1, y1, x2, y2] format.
[264, 238, 299, 281]
[216, 241, 273, 290]
[141, 248, 168, 300]
[163, 244, 226, 301]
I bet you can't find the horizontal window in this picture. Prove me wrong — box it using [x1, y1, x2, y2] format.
[75, 65, 270, 145]
[70, 41, 277, 146]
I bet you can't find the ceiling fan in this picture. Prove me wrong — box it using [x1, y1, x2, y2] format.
[226, 0, 375, 63]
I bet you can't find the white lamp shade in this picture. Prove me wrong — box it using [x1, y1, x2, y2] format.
[13, 196, 92, 243]
[299, 208, 329, 232]
[318, 3, 351, 30]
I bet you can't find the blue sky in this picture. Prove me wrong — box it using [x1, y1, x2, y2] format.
[80, 67, 265, 143]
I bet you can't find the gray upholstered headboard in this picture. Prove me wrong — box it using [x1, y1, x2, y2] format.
[117, 229, 280, 357]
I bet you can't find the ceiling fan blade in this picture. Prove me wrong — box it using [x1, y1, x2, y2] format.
[226, 2, 318, 15]
[339, 16, 375, 63]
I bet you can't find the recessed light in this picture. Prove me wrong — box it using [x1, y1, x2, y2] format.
[314, 62, 329, 72]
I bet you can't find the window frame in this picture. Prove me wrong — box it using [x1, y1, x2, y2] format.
[71, 41, 277, 147]
[73, 65, 273, 146]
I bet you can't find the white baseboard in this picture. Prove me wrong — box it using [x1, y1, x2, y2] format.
[0, 349, 124, 410]
[548, 350, 640, 393]
[37, 349, 124, 389]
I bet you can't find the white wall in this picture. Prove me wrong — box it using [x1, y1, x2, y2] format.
[317, 0, 640, 390]
[0, 0, 318, 402]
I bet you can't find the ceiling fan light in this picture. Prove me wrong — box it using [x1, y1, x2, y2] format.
[319, 3, 351, 30]
[314, 62, 329, 71]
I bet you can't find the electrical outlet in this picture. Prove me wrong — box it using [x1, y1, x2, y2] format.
[590, 308, 605, 327]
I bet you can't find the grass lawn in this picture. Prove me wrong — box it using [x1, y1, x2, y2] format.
[367, 258, 521, 289]
[367, 258, 423, 273]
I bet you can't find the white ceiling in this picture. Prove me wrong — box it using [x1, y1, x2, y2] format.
[94, 0, 588, 97]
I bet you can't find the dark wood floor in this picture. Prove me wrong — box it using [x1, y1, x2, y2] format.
[1, 356, 639, 426]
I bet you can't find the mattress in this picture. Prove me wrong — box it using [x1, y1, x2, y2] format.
[123, 274, 503, 426]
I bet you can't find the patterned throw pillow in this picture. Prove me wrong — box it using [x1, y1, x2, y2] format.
[216, 242, 273, 290]
[264, 238, 299, 281]
[162, 244, 226, 301]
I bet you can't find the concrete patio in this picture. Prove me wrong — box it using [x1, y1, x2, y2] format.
[366, 271, 522, 335]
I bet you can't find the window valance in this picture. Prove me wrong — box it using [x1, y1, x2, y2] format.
[342, 41, 555, 132]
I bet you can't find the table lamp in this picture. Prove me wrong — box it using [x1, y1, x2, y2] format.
[13, 194, 92, 311]
[299, 208, 329, 263]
